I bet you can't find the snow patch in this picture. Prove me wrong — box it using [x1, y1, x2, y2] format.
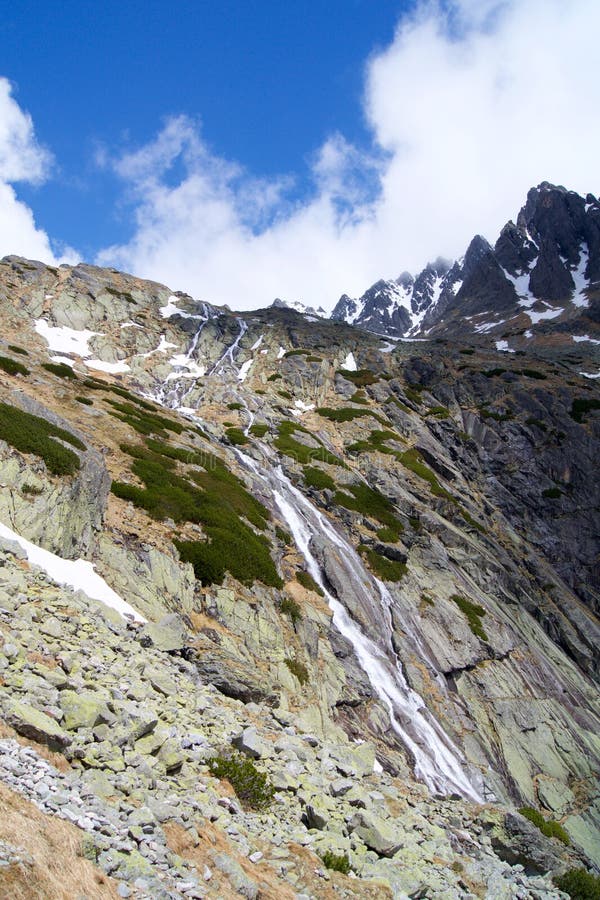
[237, 359, 253, 382]
[0, 521, 145, 622]
[140, 334, 177, 358]
[84, 359, 131, 374]
[166, 354, 206, 380]
[120, 321, 142, 329]
[571, 247, 590, 308]
[573, 334, 600, 345]
[495, 341, 515, 353]
[159, 295, 182, 318]
[250, 335, 264, 351]
[50, 356, 75, 367]
[342, 352, 357, 372]
[35, 319, 99, 357]
[579, 371, 600, 379]
[277, 346, 286, 360]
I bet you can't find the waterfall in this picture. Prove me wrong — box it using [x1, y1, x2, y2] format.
[239, 451, 483, 802]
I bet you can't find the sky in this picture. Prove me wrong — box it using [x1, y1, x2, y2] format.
[1, 0, 599, 311]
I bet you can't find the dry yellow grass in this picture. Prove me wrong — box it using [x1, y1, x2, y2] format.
[0, 782, 121, 900]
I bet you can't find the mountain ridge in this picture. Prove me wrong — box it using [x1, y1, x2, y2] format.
[0, 205, 599, 896]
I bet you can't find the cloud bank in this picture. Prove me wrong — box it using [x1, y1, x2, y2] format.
[0, 79, 77, 265]
[2, 1, 599, 308]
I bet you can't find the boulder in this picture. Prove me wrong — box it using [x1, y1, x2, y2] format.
[4, 699, 72, 748]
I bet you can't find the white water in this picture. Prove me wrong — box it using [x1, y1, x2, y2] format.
[154, 302, 214, 407]
[239, 453, 482, 801]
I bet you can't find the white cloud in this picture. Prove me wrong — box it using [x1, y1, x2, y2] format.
[94, 0, 597, 310]
[0, 78, 78, 265]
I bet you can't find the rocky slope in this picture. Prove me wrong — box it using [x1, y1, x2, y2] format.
[332, 183, 600, 350]
[0, 253, 599, 897]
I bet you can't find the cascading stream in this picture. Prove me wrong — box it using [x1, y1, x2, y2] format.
[239, 451, 483, 802]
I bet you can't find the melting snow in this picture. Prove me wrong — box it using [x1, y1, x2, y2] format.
[237, 359, 253, 382]
[166, 354, 206, 379]
[342, 352, 357, 372]
[294, 400, 315, 413]
[0, 521, 145, 622]
[35, 319, 98, 357]
[84, 359, 131, 374]
[141, 335, 177, 358]
[527, 304, 562, 325]
[495, 340, 515, 353]
[474, 319, 505, 334]
[571, 248, 590, 308]
[50, 356, 75, 367]
[580, 371, 600, 379]
[573, 334, 600, 345]
[159, 295, 183, 318]
[250, 335, 264, 351]
[120, 321, 142, 329]
[277, 346, 286, 360]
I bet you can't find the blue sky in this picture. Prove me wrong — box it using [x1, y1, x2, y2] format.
[5, 0, 407, 257]
[1, 0, 599, 310]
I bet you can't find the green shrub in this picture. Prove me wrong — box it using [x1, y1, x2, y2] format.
[426, 405, 450, 418]
[320, 850, 351, 874]
[526, 416, 547, 431]
[249, 423, 268, 437]
[553, 867, 600, 898]
[75, 396, 93, 406]
[571, 398, 600, 423]
[350, 390, 369, 404]
[303, 466, 335, 491]
[347, 428, 404, 455]
[21, 483, 43, 495]
[227, 402, 243, 410]
[519, 807, 570, 846]
[7, 344, 28, 356]
[284, 348, 312, 357]
[284, 658, 309, 685]
[306, 355, 322, 363]
[451, 595, 488, 641]
[337, 368, 378, 387]
[404, 387, 423, 405]
[104, 285, 136, 303]
[280, 597, 302, 623]
[208, 752, 275, 809]
[317, 406, 388, 425]
[479, 406, 514, 422]
[0, 401, 84, 475]
[0, 355, 29, 376]
[267, 373, 281, 381]
[542, 487, 562, 499]
[376, 526, 399, 543]
[42, 361, 78, 379]
[275, 525, 291, 545]
[358, 546, 406, 581]
[278, 389, 293, 400]
[334, 483, 403, 534]
[483, 368, 506, 378]
[113, 439, 280, 588]
[225, 426, 249, 445]
[106, 399, 183, 437]
[296, 570, 324, 597]
[387, 396, 411, 412]
[459, 509, 486, 533]
[399, 449, 456, 502]
[107, 384, 157, 410]
[520, 368, 547, 380]
[275, 421, 345, 467]
[459, 348, 475, 355]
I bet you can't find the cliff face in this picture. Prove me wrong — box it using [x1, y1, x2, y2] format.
[0, 253, 599, 895]
[333, 183, 600, 350]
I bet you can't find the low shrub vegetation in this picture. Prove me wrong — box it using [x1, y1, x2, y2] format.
[334, 483, 403, 537]
[280, 597, 302, 623]
[317, 406, 389, 426]
[275, 421, 345, 467]
[42, 361, 77, 379]
[571, 397, 600, 423]
[337, 368, 378, 387]
[320, 851, 351, 874]
[451, 595, 488, 641]
[225, 426, 249, 445]
[542, 487, 562, 499]
[519, 807, 570, 846]
[284, 658, 309, 685]
[7, 344, 28, 355]
[399, 449, 456, 502]
[0, 355, 30, 376]
[249, 423, 268, 437]
[207, 752, 275, 810]
[303, 466, 336, 491]
[106, 399, 183, 437]
[553, 867, 600, 898]
[296, 570, 324, 596]
[0, 401, 84, 475]
[358, 546, 406, 581]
